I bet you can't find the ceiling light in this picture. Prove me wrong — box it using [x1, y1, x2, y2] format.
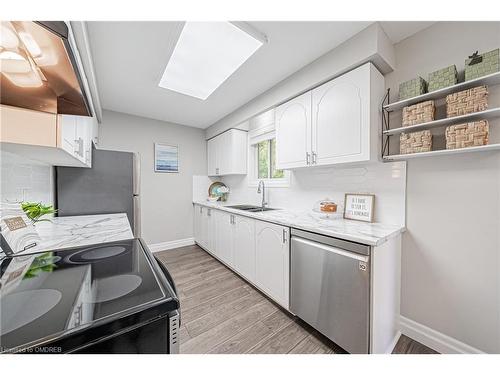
[159, 22, 265, 100]
[19, 32, 42, 58]
[0, 24, 19, 49]
[0, 51, 31, 73]
[3, 70, 43, 88]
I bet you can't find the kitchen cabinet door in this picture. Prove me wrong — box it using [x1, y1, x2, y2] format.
[199, 206, 209, 250]
[311, 63, 370, 165]
[206, 208, 217, 255]
[275, 91, 312, 169]
[193, 205, 202, 245]
[60, 115, 78, 156]
[207, 137, 218, 176]
[207, 129, 247, 176]
[255, 221, 290, 309]
[233, 215, 256, 283]
[215, 210, 233, 267]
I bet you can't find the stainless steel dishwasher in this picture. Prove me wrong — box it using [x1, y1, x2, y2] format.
[290, 228, 371, 354]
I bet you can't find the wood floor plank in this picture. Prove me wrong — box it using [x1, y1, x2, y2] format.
[289, 333, 334, 354]
[209, 310, 295, 354]
[181, 286, 251, 322]
[392, 335, 438, 354]
[158, 245, 437, 355]
[179, 325, 191, 344]
[181, 271, 242, 297]
[249, 318, 310, 354]
[181, 300, 277, 354]
[180, 277, 246, 311]
[186, 289, 265, 338]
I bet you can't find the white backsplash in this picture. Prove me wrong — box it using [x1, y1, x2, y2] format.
[0, 150, 54, 205]
[194, 161, 407, 226]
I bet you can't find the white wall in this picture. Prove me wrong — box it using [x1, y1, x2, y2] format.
[205, 23, 396, 139]
[98, 110, 206, 245]
[385, 21, 500, 353]
[0, 150, 54, 206]
[220, 161, 406, 226]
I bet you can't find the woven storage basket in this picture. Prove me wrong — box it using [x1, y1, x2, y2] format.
[446, 85, 488, 118]
[428, 65, 458, 92]
[400, 130, 432, 154]
[465, 49, 499, 81]
[445, 120, 489, 149]
[399, 76, 427, 100]
[402, 100, 435, 126]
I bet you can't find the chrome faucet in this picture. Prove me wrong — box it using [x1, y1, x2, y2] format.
[257, 180, 267, 210]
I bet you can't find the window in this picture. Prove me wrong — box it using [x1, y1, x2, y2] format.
[256, 138, 284, 179]
[249, 134, 289, 187]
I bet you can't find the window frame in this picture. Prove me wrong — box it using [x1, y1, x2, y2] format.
[248, 127, 290, 188]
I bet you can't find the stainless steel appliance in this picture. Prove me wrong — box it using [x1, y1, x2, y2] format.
[0, 21, 91, 116]
[290, 228, 371, 354]
[56, 148, 141, 237]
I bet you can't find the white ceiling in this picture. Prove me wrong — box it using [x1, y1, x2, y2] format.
[380, 21, 435, 44]
[87, 21, 435, 129]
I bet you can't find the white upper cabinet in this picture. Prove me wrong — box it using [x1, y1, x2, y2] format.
[255, 220, 290, 309]
[0, 105, 93, 168]
[312, 63, 371, 165]
[207, 129, 247, 176]
[232, 215, 256, 283]
[275, 91, 312, 169]
[275, 63, 384, 169]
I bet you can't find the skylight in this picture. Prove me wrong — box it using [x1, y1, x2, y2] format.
[158, 22, 264, 100]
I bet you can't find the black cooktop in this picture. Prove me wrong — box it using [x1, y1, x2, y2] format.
[0, 239, 178, 353]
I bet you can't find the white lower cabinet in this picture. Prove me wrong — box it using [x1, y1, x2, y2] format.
[255, 221, 290, 309]
[232, 215, 256, 283]
[215, 210, 233, 267]
[194, 205, 203, 247]
[193, 204, 290, 310]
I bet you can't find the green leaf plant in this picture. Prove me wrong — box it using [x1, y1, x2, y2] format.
[21, 201, 57, 224]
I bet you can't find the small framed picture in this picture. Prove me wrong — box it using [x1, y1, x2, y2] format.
[154, 143, 179, 173]
[343, 193, 375, 222]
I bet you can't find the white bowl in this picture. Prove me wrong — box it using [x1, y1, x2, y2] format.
[207, 196, 219, 202]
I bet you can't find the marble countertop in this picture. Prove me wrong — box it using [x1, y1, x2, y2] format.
[1, 212, 133, 255]
[193, 201, 404, 246]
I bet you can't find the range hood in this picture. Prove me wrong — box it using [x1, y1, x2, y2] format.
[0, 21, 92, 116]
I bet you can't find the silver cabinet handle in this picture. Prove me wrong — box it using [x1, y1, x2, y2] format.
[207, 208, 211, 217]
[282, 228, 288, 243]
[312, 151, 317, 164]
[306, 152, 311, 165]
[216, 167, 219, 175]
[200, 206, 203, 214]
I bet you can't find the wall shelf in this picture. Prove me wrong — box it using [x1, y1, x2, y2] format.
[383, 107, 500, 136]
[383, 143, 500, 161]
[383, 71, 500, 112]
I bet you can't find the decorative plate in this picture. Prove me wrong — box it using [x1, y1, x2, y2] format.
[208, 182, 229, 201]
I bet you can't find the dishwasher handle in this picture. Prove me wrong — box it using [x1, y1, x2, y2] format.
[291, 236, 369, 263]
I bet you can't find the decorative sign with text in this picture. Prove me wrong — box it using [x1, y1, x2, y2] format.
[343, 194, 375, 222]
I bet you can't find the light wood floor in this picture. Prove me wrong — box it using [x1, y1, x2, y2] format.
[155, 245, 438, 354]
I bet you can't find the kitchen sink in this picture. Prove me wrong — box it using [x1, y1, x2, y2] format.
[227, 205, 278, 212]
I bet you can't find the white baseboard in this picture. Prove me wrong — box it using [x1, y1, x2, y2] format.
[399, 316, 485, 354]
[147, 238, 195, 253]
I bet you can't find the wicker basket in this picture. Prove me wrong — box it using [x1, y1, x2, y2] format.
[428, 65, 458, 92]
[445, 120, 489, 149]
[465, 49, 499, 81]
[399, 76, 427, 100]
[400, 130, 432, 154]
[402, 100, 435, 126]
[446, 85, 488, 118]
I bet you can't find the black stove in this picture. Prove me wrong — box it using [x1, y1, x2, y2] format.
[0, 239, 179, 354]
